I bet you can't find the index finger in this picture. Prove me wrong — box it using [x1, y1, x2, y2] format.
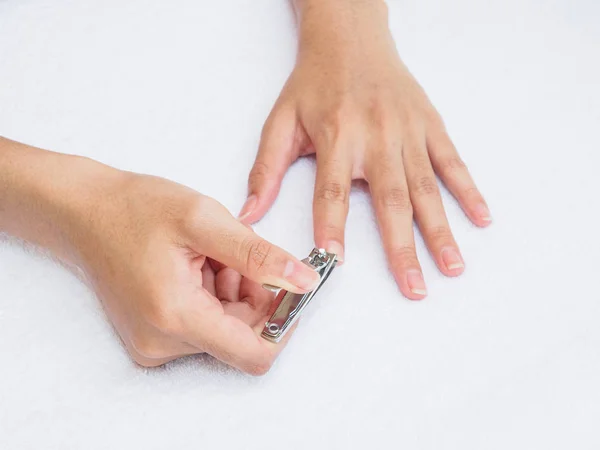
[366, 149, 427, 300]
[313, 149, 352, 263]
[186, 197, 320, 294]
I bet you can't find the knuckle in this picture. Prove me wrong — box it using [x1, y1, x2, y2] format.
[438, 156, 467, 175]
[369, 135, 402, 165]
[389, 246, 419, 270]
[260, 112, 277, 138]
[316, 114, 342, 145]
[380, 132, 402, 154]
[398, 108, 426, 133]
[427, 109, 447, 129]
[182, 194, 218, 229]
[366, 99, 395, 130]
[260, 105, 290, 138]
[130, 333, 169, 360]
[462, 186, 482, 201]
[406, 150, 430, 171]
[248, 161, 271, 188]
[315, 106, 357, 146]
[425, 226, 454, 245]
[378, 187, 412, 214]
[413, 176, 439, 197]
[320, 107, 345, 131]
[315, 181, 348, 205]
[242, 238, 273, 274]
[319, 223, 344, 243]
[366, 151, 394, 177]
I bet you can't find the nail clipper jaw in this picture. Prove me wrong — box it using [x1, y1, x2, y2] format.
[261, 248, 337, 343]
[306, 247, 334, 270]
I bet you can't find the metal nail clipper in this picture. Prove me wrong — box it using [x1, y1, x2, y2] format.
[261, 248, 337, 343]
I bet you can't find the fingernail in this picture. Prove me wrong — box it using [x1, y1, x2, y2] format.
[238, 195, 257, 221]
[283, 260, 321, 291]
[406, 270, 427, 297]
[441, 247, 464, 271]
[325, 241, 345, 265]
[475, 203, 492, 222]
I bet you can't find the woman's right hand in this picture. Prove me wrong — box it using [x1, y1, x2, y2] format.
[0, 138, 320, 374]
[71, 168, 323, 374]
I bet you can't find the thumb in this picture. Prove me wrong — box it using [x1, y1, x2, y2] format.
[190, 197, 320, 294]
[239, 107, 303, 224]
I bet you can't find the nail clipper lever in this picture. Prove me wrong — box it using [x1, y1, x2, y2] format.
[261, 248, 337, 343]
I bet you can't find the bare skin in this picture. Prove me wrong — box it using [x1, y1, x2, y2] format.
[1, 1, 491, 373]
[0, 137, 320, 374]
[241, 0, 491, 300]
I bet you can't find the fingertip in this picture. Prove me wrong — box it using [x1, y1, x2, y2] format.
[238, 196, 272, 225]
[402, 269, 428, 300]
[405, 290, 427, 301]
[239, 222, 254, 232]
[467, 202, 492, 228]
[238, 195, 258, 222]
[472, 217, 492, 228]
[478, 214, 493, 227]
[439, 247, 465, 277]
[323, 240, 345, 265]
[282, 259, 321, 292]
[240, 176, 284, 225]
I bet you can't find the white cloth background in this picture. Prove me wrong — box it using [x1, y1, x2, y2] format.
[1, 0, 599, 448]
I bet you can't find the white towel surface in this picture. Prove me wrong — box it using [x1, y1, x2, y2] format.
[1, 0, 599, 448]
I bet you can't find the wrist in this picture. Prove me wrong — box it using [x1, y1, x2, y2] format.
[0, 137, 122, 265]
[295, 0, 388, 19]
[294, 0, 392, 61]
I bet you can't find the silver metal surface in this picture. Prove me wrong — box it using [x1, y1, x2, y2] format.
[261, 248, 337, 343]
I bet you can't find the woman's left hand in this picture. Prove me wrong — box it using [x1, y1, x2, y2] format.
[239, 0, 491, 300]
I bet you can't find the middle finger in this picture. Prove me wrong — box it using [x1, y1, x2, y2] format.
[403, 138, 464, 276]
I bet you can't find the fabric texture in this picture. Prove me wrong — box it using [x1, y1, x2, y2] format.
[1, 0, 599, 448]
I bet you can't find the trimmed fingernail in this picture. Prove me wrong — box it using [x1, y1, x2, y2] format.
[326, 241, 345, 265]
[475, 203, 492, 222]
[238, 195, 257, 221]
[283, 260, 321, 291]
[406, 270, 427, 297]
[441, 247, 464, 271]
